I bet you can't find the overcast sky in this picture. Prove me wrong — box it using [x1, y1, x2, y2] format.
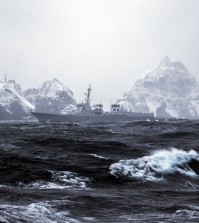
[0, 0, 199, 107]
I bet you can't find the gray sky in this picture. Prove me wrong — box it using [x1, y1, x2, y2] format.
[0, 0, 199, 108]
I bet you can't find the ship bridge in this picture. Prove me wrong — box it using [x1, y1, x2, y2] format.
[110, 104, 125, 114]
[92, 104, 104, 115]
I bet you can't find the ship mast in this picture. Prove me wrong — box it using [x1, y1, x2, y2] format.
[85, 84, 91, 104]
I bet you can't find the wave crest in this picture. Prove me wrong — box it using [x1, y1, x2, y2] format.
[110, 148, 199, 181]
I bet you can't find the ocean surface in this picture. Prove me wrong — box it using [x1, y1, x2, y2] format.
[0, 120, 199, 223]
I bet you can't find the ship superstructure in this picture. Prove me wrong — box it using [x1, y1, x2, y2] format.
[31, 85, 155, 122]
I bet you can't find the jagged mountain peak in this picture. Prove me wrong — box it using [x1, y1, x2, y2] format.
[0, 79, 35, 120]
[0, 80, 21, 94]
[24, 79, 76, 114]
[38, 78, 73, 98]
[144, 57, 194, 88]
[159, 56, 171, 66]
[118, 58, 199, 119]
[156, 57, 189, 75]
[0, 80, 34, 110]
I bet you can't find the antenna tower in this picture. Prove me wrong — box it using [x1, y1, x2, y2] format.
[85, 84, 91, 104]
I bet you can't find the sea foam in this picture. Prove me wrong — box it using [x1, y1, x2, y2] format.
[0, 171, 89, 190]
[0, 200, 79, 223]
[110, 148, 199, 181]
[25, 171, 89, 190]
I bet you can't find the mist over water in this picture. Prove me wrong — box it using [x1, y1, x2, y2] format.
[0, 120, 199, 222]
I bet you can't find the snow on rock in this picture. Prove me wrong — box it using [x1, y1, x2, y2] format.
[24, 79, 76, 114]
[0, 80, 35, 120]
[118, 57, 199, 119]
[37, 78, 73, 99]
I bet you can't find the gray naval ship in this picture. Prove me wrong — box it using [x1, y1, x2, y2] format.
[31, 85, 155, 123]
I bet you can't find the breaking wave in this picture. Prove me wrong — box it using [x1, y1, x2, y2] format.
[0, 200, 80, 223]
[110, 148, 199, 181]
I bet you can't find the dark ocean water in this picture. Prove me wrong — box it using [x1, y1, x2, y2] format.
[0, 120, 199, 223]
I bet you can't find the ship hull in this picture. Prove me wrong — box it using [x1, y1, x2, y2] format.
[31, 112, 155, 123]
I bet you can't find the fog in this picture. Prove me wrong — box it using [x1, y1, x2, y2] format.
[0, 0, 199, 107]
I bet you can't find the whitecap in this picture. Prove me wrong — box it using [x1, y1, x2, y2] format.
[26, 171, 89, 190]
[110, 148, 199, 181]
[0, 200, 80, 223]
[0, 171, 90, 190]
[174, 208, 199, 219]
[89, 154, 108, 160]
[82, 217, 96, 221]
